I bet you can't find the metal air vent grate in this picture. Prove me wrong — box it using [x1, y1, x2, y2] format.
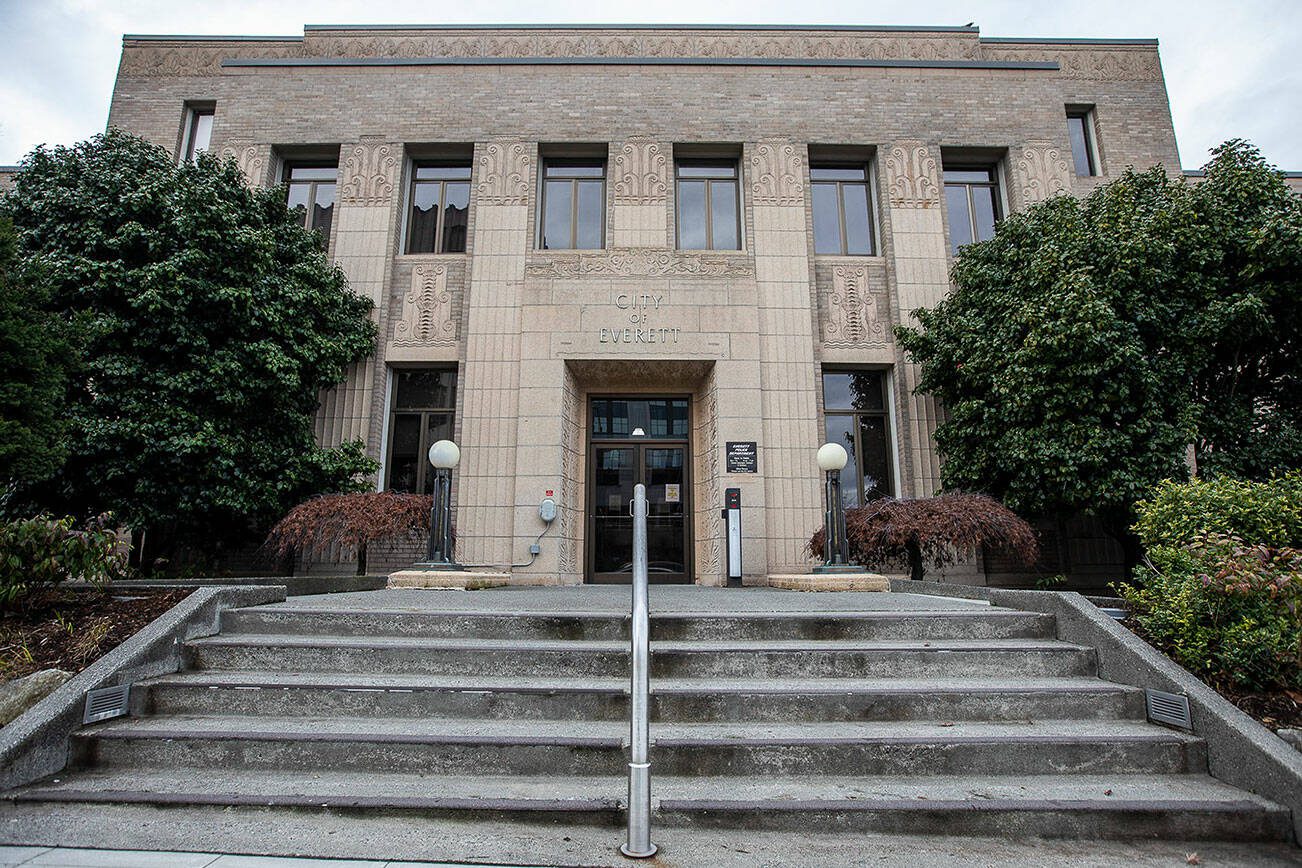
[83, 684, 131, 724]
[1146, 688, 1192, 730]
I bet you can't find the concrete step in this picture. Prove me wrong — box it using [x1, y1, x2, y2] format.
[221, 606, 1056, 642]
[185, 635, 1097, 678]
[6, 770, 1288, 842]
[71, 716, 1202, 778]
[137, 671, 1146, 722]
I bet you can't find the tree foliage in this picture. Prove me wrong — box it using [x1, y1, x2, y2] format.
[0, 129, 377, 549]
[896, 141, 1302, 554]
[0, 215, 77, 490]
[808, 494, 1039, 581]
[265, 492, 433, 574]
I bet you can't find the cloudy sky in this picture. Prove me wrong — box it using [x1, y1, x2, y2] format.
[2, 0, 1299, 170]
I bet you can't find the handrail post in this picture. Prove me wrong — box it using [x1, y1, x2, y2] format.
[621, 483, 657, 858]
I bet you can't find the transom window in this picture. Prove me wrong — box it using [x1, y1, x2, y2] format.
[284, 164, 336, 247]
[407, 164, 471, 254]
[1066, 109, 1099, 177]
[540, 160, 606, 249]
[811, 165, 875, 255]
[675, 160, 740, 250]
[386, 368, 457, 494]
[181, 107, 213, 162]
[944, 167, 1001, 254]
[591, 398, 689, 440]
[822, 370, 894, 507]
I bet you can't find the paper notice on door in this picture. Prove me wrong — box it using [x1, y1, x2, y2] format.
[609, 493, 624, 512]
[665, 484, 681, 503]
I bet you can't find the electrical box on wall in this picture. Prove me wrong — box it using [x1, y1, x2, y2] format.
[539, 492, 557, 523]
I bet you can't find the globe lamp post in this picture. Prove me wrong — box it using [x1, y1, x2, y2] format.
[423, 439, 461, 569]
[814, 442, 854, 573]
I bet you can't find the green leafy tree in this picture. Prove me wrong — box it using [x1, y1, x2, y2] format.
[0, 129, 376, 558]
[0, 214, 77, 490]
[896, 141, 1302, 567]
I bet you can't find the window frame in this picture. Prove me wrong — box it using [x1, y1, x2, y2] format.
[674, 159, 742, 251]
[283, 162, 338, 246]
[1066, 108, 1100, 177]
[821, 369, 896, 507]
[180, 106, 214, 163]
[405, 162, 473, 255]
[385, 367, 458, 495]
[943, 165, 1002, 254]
[539, 158, 607, 250]
[810, 163, 877, 256]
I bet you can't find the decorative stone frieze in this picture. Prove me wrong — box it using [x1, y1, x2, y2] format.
[612, 141, 669, 204]
[339, 138, 398, 205]
[525, 249, 754, 278]
[1013, 142, 1073, 208]
[392, 264, 455, 346]
[476, 142, 532, 205]
[557, 371, 581, 576]
[822, 265, 888, 348]
[983, 45, 1163, 80]
[884, 142, 941, 209]
[749, 143, 805, 206]
[216, 140, 268, 187]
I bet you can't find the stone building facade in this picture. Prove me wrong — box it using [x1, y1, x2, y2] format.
[100, 24, 1191, 585]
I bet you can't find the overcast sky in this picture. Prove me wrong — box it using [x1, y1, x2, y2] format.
[2, 0, 1299, 170]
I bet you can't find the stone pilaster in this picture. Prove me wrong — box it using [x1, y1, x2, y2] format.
[883, 141, 948, 497]
[314, 137, 402, 456]
[610, 139, 670, 247]
[748, 141, 824, 573]
[457, 141, 534, 566]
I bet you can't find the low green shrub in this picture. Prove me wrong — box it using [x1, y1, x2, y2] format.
[1118, 533, 1301, 693]
[0, 514, 122, 609]
[1132, 473, 1302, 550]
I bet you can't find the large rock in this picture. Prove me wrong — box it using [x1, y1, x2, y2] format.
[0, 669, 71, 727]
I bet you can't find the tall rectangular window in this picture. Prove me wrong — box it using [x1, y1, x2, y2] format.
[284, 164, 337, 248]
[1066, 109, 1099, 177]
[811, 164, 875, 255]
[676, 160, 740, 250]
[407, 164, 471, 254]
[944, 167, 1001, 254]
[540, 160, 605, 249]
[822, 370, 894, 508]
[386, 368, 457, 494]
[181, 107, 213, 162]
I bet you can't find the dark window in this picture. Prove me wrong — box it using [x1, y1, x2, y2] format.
[182, 108, 213, 162]
[407, 164, 472, 254]
[943, 167, 1000, 254]
[822, 370, 894, 508]
[386, 368, 457, 494]
[591, 398, 689, 440]
[1067, 111, 1098, 176]
[676, 160, 740, 250]
[541, 160, 605, 249]
[285, 164, 337, 248]
[811, 165, 875, 255]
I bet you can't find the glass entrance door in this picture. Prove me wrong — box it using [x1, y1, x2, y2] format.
[588, 400, 692, 583]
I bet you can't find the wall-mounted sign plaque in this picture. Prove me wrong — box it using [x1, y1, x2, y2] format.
[726, 441, 758, 474]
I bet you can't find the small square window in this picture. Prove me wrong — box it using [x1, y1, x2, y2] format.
[1066, 109, 1099, 177]
[675, 159, 740, 250]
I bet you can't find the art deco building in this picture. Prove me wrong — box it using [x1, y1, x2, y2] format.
[92, 24, 1193, 584]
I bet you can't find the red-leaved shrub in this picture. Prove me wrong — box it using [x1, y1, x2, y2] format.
[808, 494, 1039, 581]
[264, 492, 434, 575]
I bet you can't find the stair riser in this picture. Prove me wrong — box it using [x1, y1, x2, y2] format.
[140, 684, 1144, 723]
[75, 735, 1201, 777]
[219, 611, 1055, 642]
[655, 804, 1291, 842]
[186, 646, 1095, 679]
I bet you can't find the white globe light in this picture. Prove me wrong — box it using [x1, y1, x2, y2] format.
[816, 442, 849, 472]
[428, 439, 461, 469]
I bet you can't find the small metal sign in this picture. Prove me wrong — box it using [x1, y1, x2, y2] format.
[726, 442, 758, 474]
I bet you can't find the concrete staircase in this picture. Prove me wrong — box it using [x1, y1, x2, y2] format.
[3, 595, 1292, 852]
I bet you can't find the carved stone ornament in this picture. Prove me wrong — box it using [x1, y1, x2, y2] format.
[823, 265, 888, 348]
[884, 142, 940, 209]
[557, 372, 581, 575]
[1014, 142, 1073, 208]
[340, 139, 398, 205]
[983, 45, 1162, 80]
[700, 388, 722, 575]
[526, 249, 754, 278]
[393, 264, 455, 346]
[612, 141, 669, 204]
[749, 143, 805, 205]
[217, 140, 267, 187]
[476, 142, 532, 205]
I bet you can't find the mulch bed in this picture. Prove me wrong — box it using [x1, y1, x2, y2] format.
[0, 588, 191, 683]
[1220, 689, 1302, 731]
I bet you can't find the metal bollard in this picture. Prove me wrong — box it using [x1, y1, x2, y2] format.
[621, 483, 657, 858]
